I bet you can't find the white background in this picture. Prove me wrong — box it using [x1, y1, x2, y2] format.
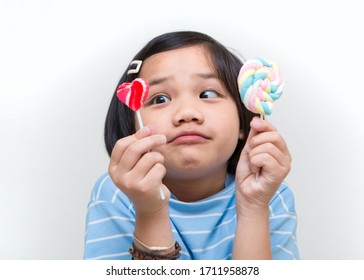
[1, 0, 363, 259]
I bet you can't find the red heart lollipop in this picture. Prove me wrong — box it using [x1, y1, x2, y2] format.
[116, 78, 149, 111]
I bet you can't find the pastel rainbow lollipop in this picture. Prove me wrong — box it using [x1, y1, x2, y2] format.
[116, 78, 166, 200]
[237, 57, 284, 180]
[237, 57, 284, 116]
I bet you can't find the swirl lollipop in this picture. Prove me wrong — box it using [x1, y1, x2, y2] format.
[237, 57, 284, 180]
[237, 57, 283, 116]
[116, 73, 166, 200]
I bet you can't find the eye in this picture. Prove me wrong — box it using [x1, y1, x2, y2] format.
[199, 90, 219, 99]
[151, 94, 171, 104]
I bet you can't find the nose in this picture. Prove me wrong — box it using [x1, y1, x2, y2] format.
[172, 98, 204, 126]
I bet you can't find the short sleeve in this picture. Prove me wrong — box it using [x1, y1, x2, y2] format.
[269, 183, 300, 260]
[83, 173, 136, 260]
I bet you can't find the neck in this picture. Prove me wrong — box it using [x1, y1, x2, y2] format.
[163, 169, 228, 202]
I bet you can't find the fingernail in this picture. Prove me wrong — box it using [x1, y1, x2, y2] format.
[158, 135, 167, 143]
[140, 126, 150, 136]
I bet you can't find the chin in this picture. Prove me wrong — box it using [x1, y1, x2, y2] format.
[173, 157, 205, 171]
[166, 159, 226, 179]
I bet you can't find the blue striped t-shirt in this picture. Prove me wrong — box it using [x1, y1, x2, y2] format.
[84, 173, 299, 260]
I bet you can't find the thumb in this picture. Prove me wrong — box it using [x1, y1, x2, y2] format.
[236, 125, 258, 184]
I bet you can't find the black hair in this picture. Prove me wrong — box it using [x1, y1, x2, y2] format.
[104, 31, 257, 174]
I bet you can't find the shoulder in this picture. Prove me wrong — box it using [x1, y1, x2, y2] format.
[269, 181, 297, 214]
[84, 173, 135, 260]
[268, 182, 300, 259]
[88, 172, 132, 209]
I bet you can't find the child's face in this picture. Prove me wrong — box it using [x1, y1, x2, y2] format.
[138, 46, 240, 180]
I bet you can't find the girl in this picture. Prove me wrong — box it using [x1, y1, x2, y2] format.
[84, 31, 299, 260]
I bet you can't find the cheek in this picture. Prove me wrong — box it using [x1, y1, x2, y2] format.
[138, 110, 168, 132]
[222, 107, 241, 150]
[216, 104, 240, 133]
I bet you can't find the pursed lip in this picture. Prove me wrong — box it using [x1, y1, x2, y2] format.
[168, 131, 211, 144]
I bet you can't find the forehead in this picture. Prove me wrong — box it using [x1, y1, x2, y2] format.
[139, 45, 215, 78]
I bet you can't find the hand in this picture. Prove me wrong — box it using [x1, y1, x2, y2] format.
[235, 117, 291, 213]
[108, 127, 169, 214]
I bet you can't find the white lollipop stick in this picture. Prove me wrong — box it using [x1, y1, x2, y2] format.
[136, 110, 144, 129]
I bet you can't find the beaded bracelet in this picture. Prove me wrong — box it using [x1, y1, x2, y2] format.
[129, 241, 181, 260]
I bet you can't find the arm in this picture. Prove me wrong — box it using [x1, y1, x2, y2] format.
[233, 117, 291, 259]
[108, 127, 175, 257]
[233, 204, 272, 259]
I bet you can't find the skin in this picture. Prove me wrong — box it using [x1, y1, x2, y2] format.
[108, 46, 291, 259]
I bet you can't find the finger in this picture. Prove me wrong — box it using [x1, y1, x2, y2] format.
[236, 148, 252, 185]
[109, 127, 152, 169]
[142, 163, 167, 198]
[250, 116, 277, 133]
[127, 162, 166, 198]
[236, 125, 259, 184]
[121, 134, 167, 172]
[248, 143, 291, 174]
[250, 152, 290, 182]
[241, 122, 259, 154]
[140, 162, 167, 189]
[248, 131, 289, 156]
[247, 117, 289, 157]
[132, 151, 165, 180]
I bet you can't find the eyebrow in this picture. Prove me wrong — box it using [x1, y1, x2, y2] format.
[193, 72, 219, 80]
[149, 72, 218, 86]
[149, 77, 170, 86]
